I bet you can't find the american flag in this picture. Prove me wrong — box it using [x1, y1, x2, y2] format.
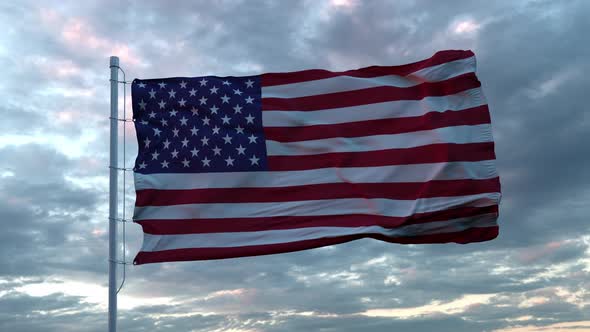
[131, 50, 501, 265]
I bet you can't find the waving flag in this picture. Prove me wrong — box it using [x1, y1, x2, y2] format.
[131, 50, 501, 265]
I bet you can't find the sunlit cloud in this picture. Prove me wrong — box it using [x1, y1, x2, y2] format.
[362, 294, 494, 318]
[289, 267, 364, 287]
[38, 9, 146, 68]
[38, 86, 96, 98]
[204, 288, 248, 301]
[0, 132, 98, 158]
[330, 0, 359, 10]
[26, 55, 82, 78]
[526, 67, 579, 99]
[517, 240, 564, 263]
[452, 19, 481, 35]
[14, 277, 175, 310]
[493, 321, 590, 332]
[518, 295, 549, 308]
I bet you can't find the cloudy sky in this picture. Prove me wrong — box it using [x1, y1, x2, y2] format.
[1, 0, 589, 331]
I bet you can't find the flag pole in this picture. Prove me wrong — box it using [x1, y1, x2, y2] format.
[108, 56, 119, 332]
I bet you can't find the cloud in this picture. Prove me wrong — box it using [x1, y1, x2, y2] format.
[1, 0, 590, 331]
[38, 8, 146, 68]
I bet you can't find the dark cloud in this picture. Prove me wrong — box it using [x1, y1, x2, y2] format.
[0, 144, 104, 276]
[0, 292, 104, 332]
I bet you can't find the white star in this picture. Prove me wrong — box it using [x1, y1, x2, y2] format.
[190, 147, 199, 157]
[161, 160, 169, 168]
[201, 157, 211, 167]
[245, 79, 254, 88]
[191, 107, 199, 116]
[199, 96, 208, 105]
[153, 128, 162, 136]
[245, 96, 254, 104]
[171, 149, 179, 158]
[248, 134, 258, 144]
[222, 80, 231, 86]
[202, 116, 210, 126]
[210, 86, 219, 94]
[209, 105, 219, 114]
[158, 82, 167, 89]
[233, 88, 243, 96]
[140, 120, 148, 125]
[179, 117, 188, 126]
[245, 114, 255, 124]
[172, 128, 180, 137]
[148, 89, 157, 98]
[138, 99, 147, 110]
[178, 98, 187, 107]
[221, 115, 231, 124]
[222, 134, 233, 144]
[168, 89, 176, 98]
[181, 137, 189, 147]
[151, 151, 160, 160]
[148, 111, 156, 118]
[233, 104, 243, 114]
[163, 139, 171, 149]
[212, 146, 222, 155]
[137, 82, 146, 88]
[199, 78, 208, 86]
[160, 118, 168, 126]
[190, 126, 199, 136]
[212, 126, 221, 135]
[225, 156, 235, 166]
[201, 136, 210, 146]
[221, 95, 230, 103]
[180, 81, 187, 88]
[158, 99, 166, 109]
[189, 88, 197, 97]
[235, 125, 244, 134]
[249, 155, 260, 165]
[169, 109, 178, 117]
[143, 138, 151, 148]
[138, 161, 147, 169]
[182, 158, 190, 167]
[236, 145, 246, 155]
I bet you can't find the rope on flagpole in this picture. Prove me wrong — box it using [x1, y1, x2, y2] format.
[109, 117, 135, 122]
[108, 166, 134, 171]
[116, 65, 128, 295]
[109, 79, 133, 84]
[109, 217, 133, 223]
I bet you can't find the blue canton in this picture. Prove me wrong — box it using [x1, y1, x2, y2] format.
[132, 76, 268, 174]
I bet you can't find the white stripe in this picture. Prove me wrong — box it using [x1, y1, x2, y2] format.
[262, 57, 475, 98]
[266, 124, 492, 156]
[262, 88, 485, 127]
[140, 213, 497, 252]
[134, 160, 498, 190]
[133, 192, 500, 221]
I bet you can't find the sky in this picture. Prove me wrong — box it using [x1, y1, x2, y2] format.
[0, 0, 589, 331]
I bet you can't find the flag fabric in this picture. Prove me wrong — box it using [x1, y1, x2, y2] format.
[131, 50, 501, 265]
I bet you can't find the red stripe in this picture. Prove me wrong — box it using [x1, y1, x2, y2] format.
[137, 205, 499, 235]
[264, 106, 491, 142]
[268, 142, 496, 171]
[136, 177, 500, 206]
[262, 73, 480, 111]
[261, 50, 474, 87]
[133, 225, 498, 264]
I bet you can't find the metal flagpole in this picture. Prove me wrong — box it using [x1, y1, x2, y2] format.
[108, 56, 119, 332]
